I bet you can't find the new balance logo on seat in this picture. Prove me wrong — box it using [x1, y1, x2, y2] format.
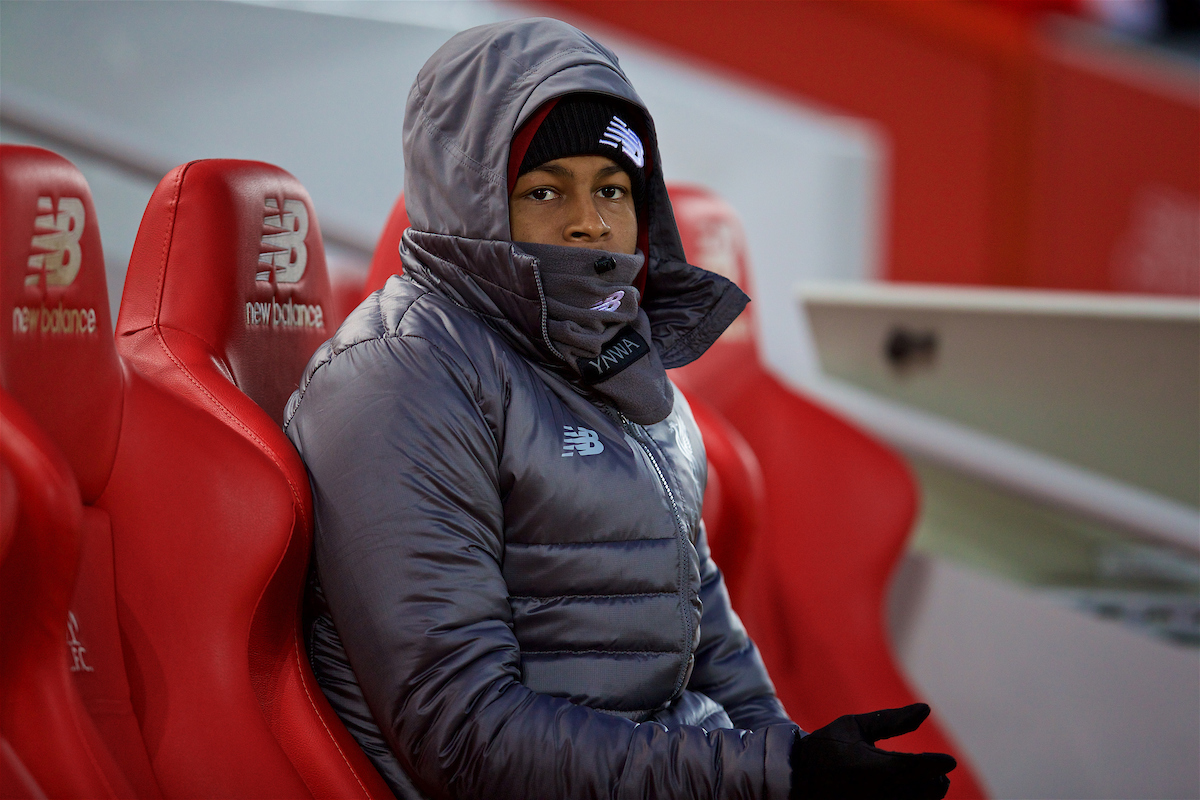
[244, 296, 325, 330]
[256, 198, 308, 283]
[245, 197, 325, 331]
[12, 196, 99, 337]
[599, 116, 645, 168]
[26, 196, 84, 287]
[562, 426, 604, 457]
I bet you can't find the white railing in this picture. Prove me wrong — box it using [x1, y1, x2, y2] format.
[796, 281, 1200, 555]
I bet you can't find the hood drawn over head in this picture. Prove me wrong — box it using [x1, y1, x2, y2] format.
[404, 17, 645, 241]
[401, 17, 748, 371]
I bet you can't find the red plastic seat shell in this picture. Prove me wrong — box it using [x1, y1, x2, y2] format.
[0, 391, 133, 800]
[0, 145, 124, 503]
[684, 391, 766, 597]
[112, 160, 392, 799]
[1, 144, 158, 799]
[668, 183, 988, 798]
[363, 192, 409, 298]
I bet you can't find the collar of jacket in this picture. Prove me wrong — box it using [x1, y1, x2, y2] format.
[400, 227, 749, 372]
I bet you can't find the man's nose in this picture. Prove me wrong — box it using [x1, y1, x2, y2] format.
[565, 195, 610, 242]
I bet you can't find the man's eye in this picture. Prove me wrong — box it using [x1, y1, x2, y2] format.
[529, 188, 557, 201]
[597, 186, 627, 200]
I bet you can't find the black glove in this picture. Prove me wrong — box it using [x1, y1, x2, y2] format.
[790, 703, 957, 800]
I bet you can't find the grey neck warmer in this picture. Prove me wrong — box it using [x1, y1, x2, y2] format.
[517, 242, 674, 425]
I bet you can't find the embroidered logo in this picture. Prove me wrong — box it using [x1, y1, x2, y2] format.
[256, 198, 309, 283]
[66, 611, 94, 673]
[244, 297, 325, 330]
[578, 325, 650, 383]
[26, 196, 85, 288]
[590, 290, 624, 313]
[246, 197, 325, 331]
[599, 116, 645, 169]
[669, 417, 695, 463]
[13, 197, 100, 337]
[562, 426, 604, 457]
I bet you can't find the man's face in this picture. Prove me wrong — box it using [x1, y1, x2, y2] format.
[509, 155, 637, 255]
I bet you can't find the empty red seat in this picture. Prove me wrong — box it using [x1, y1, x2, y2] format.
[0, 144, 158, 799]
[107, 159, 393, 799]
[685, 391, 766, 598]
[1, 731, 46, 799]
[1, 146, 391, 798]
[0, 390, 135, 800]
[667, 183, 988, 798]
[362, 192, 409, 298]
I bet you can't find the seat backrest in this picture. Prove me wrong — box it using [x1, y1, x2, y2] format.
[1, 734, 46, 799]
[0, 145, 124, 502]
[362, 192, 409, 298]
[665, 184, 761, 393]
[1, 442, 16, 562]
[112, 159, 392, 799]
[117, 160, 334, 426]
[0, 389, 132, 800]
[667, 183, 987, 798]
[0, 144, 161, 799]
[682, 390, 766, 599]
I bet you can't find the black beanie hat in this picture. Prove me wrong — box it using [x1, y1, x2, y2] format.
[517, 95, 647, 204]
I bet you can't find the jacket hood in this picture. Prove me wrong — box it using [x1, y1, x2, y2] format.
[401, 17, 748, 371]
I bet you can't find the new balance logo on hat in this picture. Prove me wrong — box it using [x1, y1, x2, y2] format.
[599, 116, 644, 169]
[562, 426, 604, 457]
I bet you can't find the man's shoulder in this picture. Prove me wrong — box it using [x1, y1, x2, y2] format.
[284, 276, 507, 429]
[331, 274, 453, 352]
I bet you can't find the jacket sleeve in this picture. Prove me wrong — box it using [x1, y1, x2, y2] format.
[288, 333, 796, 800]
[686, 522, 797, 731]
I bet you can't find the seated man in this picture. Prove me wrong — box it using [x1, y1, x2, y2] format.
[285, 17, 955, 800]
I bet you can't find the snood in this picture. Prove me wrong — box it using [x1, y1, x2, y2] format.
[518, 241, 673, 425]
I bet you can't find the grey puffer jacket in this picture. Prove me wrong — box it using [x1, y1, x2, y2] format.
[285, 17, 799, 800]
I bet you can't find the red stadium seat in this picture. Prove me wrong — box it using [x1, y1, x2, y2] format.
[0, 144, 159, 799]
[362, 192, 409, 297]
[0, 390, 134, 800]
[684, 391, 766, 599]
[1, 146, 391, 798]
[1, 453, 15, 564]
[1, 734, 47, 799]
[108, 159, 393, 799]
[667, 183, 988, 798]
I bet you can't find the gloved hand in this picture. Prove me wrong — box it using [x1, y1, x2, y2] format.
[789, 703, 956, 800]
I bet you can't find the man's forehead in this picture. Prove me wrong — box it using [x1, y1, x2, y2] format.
[524, 155, 628, 180]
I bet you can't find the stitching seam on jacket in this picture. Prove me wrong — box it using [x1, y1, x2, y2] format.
[286, 285, 434, 428]
[417, 109, 506, 188]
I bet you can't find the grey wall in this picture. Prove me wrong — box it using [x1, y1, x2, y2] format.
[0, 0, 883, 374]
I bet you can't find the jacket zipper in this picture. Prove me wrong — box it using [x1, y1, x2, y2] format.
[615, 410, 697, 699]
[528, 257, 568, 362]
